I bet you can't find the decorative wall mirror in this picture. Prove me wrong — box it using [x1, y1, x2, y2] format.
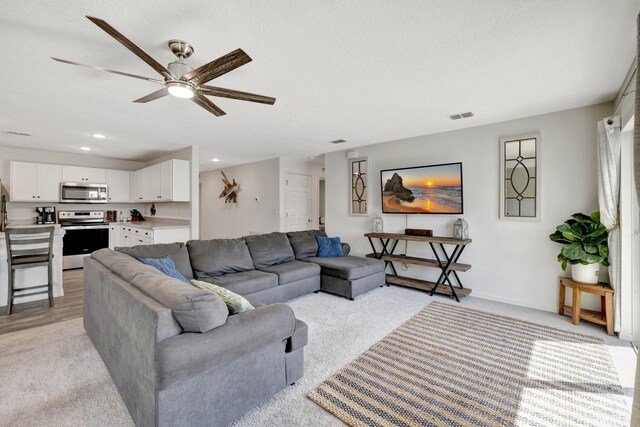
[499, 134, 540, 220]
[349, 157, 368, 215]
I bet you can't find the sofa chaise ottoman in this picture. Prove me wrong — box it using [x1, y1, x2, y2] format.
[286, 230, 386, 300]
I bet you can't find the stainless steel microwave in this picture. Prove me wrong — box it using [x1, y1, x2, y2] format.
[60, 182, 108, 204]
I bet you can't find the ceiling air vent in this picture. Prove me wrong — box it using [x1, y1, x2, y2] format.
[449, 112, 474, 120]
[330, 139, 346, 144]
[3, 130, 32, 137]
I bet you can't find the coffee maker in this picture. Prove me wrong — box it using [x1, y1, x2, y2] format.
[35, 207, 56, 224]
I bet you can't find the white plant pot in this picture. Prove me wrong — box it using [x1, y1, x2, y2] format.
[571, 263, 600, 284]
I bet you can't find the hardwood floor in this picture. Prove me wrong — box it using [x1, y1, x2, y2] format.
[0, 269, 84, 335]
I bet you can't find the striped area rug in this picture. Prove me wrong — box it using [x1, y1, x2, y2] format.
[308, 302, 628, 427]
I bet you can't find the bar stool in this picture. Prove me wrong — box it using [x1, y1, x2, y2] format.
[5, 226, 55, 315]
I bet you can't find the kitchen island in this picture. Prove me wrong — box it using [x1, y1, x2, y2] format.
[0, 223, 65, 313]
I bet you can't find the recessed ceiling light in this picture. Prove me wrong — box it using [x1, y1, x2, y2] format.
[211, 158, 220, 162]
[92, 133, 106, 139]
[80, 147, 91, 151]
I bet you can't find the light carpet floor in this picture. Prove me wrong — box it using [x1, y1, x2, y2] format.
[0, 286, 635, 427]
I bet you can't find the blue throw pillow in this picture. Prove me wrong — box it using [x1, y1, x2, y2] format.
[138, 256, 189, 283]
[316, 236, 343, 258]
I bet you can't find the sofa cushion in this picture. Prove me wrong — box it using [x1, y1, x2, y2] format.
[203, 270, 278, 295]
[116, 242, 193, 280]
[138, 255, 189, 283]
[286, 230, 326, 259]
[244, 232, 295, 268]
[91, 249, 228, 333]
[316, 236, 344, 257]
[258, 260, 321, 285]
[304, 255, 385, 280]
[191, 280, 254, 314]
[187, 238, 255, 279]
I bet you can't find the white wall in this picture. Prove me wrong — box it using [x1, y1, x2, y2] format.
[0, 145, 147, 220]
[325, 103, 613, 313]
[200, 158, 280, 239]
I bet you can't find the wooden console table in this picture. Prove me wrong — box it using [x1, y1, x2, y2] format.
[365, 232, 472, 302]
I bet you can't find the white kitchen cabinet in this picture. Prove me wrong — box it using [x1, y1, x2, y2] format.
[130, 159, 190, 203]
[148, 164, 162, 201]
[106, 169, 130, 203]
[62, 166, 106, 183]
[119, 223, 190, 246]
[158, 159, 190, 202]
[131, 169, 149, 202]
[108, 224, 121, 249]
[9, 161, 61, 202]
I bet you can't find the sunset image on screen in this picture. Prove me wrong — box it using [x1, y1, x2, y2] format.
[381, 163, 463, 214]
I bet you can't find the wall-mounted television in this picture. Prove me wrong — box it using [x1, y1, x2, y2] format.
[380, 162, 463, 214]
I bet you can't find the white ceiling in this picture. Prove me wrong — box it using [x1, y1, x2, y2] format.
[0, 1, 637, 170]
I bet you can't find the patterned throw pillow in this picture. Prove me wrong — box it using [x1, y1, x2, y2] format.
[316, 236, 344, 258]
[138, 256, 189, 283]
[190, 280, 254, 315]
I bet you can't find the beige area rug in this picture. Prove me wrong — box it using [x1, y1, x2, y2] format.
[308, 301, 629, 427]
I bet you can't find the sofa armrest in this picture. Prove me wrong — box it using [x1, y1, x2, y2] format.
[287, 319, 308, 352]
[341, 242, 351, 256]
[155, 303, 297, 389]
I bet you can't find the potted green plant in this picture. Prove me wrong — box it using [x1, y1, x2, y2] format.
[548, 212, 609, 284]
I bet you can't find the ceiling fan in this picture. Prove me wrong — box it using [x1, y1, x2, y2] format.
[52, 16, 276, 117]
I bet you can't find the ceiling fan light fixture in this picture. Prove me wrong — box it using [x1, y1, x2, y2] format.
[167, 82, 195, 99]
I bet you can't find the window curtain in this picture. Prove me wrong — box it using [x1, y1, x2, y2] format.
[630, 13, 639, 427]
[596, 117, 621, 332]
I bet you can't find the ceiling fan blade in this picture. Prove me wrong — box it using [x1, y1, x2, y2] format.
[133, 88, 168, 103]
[86, 16, 175, 81]
[198, 86, 276, 105]
[183, 48, 252, 85]
[191, 93, 226, 117]
[51, 57, 164, 84]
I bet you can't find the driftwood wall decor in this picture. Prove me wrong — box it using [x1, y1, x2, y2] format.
[219, 171, 239, 204]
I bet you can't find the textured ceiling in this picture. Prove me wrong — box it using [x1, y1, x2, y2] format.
[0, 0, 637, 170]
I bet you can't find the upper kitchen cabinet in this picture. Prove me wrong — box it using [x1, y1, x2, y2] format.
[62, 165, 106, 183]
[131, 168, 149, 202]
[159, 159, 190, 202]
[10, 162, 62, 202]
[106, 169, 130, 203]
[133, 159, 190, 202]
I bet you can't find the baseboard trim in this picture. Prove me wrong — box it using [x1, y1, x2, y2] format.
[470, 291, 557, 313]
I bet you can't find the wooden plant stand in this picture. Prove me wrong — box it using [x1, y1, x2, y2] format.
[365, 232, 472, 302]
[558, 277, 614, 336]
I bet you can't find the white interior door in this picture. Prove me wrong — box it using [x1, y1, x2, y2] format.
[285, 173, 312, 232]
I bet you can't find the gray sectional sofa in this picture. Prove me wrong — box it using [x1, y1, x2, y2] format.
[83, 230, 383, 427]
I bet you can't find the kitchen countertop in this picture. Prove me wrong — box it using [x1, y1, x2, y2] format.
[110, 218, 191, 230]
[0, 222, 64, 239]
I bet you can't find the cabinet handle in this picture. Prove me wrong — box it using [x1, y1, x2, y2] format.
[32, 196, 36, 198]
[37, 196, 40, 198]
[157, 196, 161, 198]
[135, 230, 138, 233]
